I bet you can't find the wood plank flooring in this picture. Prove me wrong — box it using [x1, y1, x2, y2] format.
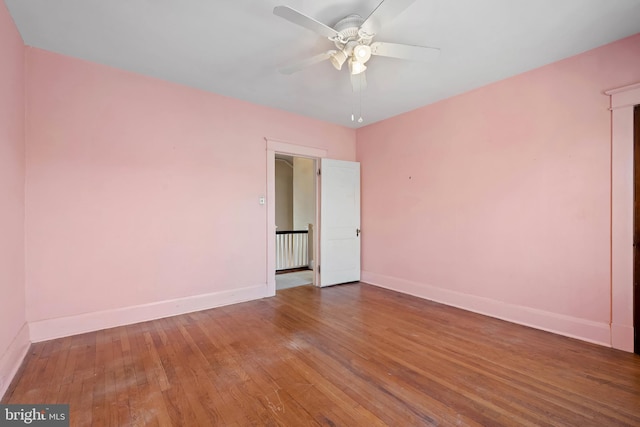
[3, 283, 640, 426]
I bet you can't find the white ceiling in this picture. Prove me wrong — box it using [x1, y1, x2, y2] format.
[5, 0, 640, 128]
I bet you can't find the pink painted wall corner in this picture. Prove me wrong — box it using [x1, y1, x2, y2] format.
[356, 33, 640, 349]
[0, 0, 28, 398]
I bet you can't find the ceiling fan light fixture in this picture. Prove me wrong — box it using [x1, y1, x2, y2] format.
[330, 50, 348, 70]
[353, 44, 372, 63]
[348, 58, 367, 75]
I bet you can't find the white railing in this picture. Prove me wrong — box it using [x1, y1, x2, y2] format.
[276, 230, 309, 271]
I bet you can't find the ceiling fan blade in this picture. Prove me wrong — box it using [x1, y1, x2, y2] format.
[350, 72, 367, 92]
[273, 6, 339, 39]
[278, 50, 336, 75]
[370, 42, 440, 62]
[360, 0, 418, 35]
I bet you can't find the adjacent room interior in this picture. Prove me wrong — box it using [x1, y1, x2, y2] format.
[1, 0, 640, 425]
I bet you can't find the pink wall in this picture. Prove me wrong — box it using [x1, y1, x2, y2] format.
[9, 6, 639, 360]
[25, 48, 355, 329]
[357, 33, 640, 346]
[0, 1, 27, 396]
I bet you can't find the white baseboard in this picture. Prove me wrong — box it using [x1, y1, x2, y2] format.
[0, 322, 30, 399]
[361, 271, 612, 348]
[29, 284, 268, 343]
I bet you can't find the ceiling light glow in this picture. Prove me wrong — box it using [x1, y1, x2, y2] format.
[353, 44, 372, 63]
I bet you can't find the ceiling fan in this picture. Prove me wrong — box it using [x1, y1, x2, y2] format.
[273, 0, 440, 92]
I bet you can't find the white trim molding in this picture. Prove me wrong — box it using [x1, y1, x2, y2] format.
[0, 322, 30, 399]
[29, 285, 268, 343]
[265, 138, 328, 158]
[362, 271, 611, 347]
[606, 82, 640, 352]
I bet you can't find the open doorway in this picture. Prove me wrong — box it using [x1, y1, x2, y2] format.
[265, 139, 327, 296]
[274, 154, 317, 291]
[265, 138, 361, 296]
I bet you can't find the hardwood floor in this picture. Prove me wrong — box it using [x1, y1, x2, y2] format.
[3, 283, 640, 426]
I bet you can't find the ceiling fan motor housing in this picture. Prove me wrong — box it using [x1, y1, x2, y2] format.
[333, 14, 364, 33]
[332, 14, 372, 53]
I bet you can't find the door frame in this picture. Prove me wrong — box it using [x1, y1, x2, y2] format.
[634, 105, 640, 354]
[607, 82, 640, 352]
[265, 138, 327, 296]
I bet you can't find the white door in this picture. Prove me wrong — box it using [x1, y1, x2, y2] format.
[320, 159, 361, 287]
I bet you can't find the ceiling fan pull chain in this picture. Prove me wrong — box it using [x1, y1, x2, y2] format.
[358, 76, 364, 123]
[351, 82, 356, 122]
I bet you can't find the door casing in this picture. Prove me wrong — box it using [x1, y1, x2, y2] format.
[607, 82, 640, 352]
[266, 138, 326, 296]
